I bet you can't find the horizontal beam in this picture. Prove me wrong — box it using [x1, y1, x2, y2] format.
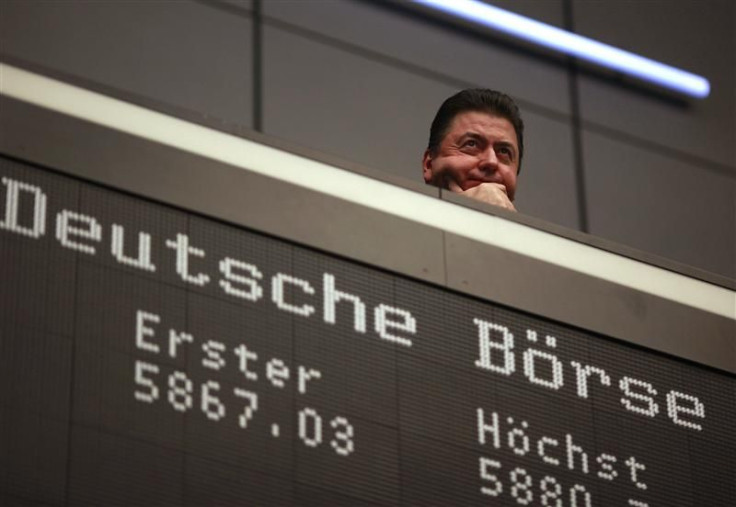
[0, 62, 731, 319]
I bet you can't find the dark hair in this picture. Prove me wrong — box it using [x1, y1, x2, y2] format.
[428, 89, 525, 173]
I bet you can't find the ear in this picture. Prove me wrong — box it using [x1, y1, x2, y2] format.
[422, 149, 434, 184]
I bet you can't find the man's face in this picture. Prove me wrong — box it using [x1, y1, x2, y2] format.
[422, 111, 519, 201]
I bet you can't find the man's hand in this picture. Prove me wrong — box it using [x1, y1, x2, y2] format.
[448, 181, 516, 211]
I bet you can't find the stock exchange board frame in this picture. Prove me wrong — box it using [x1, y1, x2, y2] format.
[1, 63, 734, 507]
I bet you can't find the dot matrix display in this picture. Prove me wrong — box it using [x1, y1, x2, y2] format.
[1, 156, 734, 506]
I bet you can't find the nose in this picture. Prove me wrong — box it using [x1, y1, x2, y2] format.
[478, 147, 499, 174]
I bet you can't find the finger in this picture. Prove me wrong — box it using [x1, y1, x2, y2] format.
[482, 182, 507, 195]
[447, 179, 463, 193]
[469, 183, 516, 211]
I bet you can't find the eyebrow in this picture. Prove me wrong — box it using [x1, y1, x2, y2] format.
[459, 132, 486, 143]
[494, 141, 516, 152]
[460, 131, 515, 145]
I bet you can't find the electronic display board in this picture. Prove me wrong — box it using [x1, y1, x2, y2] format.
[1, 153, 734, 507]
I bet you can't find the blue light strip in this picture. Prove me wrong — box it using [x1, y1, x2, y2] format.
[413, 0, 710, 98]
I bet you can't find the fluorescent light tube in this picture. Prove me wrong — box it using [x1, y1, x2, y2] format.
[414, 0, 710, 98]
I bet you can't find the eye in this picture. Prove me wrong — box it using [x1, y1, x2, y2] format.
[496, 145, 513, 159]
[463, 139, 478, 148]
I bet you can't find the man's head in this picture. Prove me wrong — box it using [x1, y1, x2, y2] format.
[423, 89, 524, 203]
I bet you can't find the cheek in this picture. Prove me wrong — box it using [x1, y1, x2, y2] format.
[440, 157, 474, 176]
[504, 170, 518, 198]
